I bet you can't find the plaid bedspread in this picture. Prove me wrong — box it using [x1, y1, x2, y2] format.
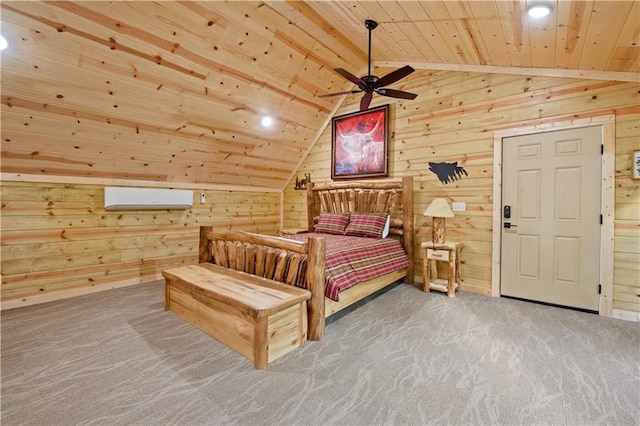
[284, 233, 410, 301]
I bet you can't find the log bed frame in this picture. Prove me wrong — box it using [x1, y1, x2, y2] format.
[198, 176, 414, 341]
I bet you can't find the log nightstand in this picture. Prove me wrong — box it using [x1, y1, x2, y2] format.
[421, 241, 463, 297]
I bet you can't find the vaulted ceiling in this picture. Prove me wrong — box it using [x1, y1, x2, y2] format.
[1, 1, 638, 190]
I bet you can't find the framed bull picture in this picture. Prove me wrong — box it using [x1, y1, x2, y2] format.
[331, 104, 389, 180]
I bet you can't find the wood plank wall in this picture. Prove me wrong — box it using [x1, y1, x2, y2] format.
[0, 182, 279, 307]
[284, 71, 640, 314]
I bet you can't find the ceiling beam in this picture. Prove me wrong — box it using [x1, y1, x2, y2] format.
[377, 61, 639, 83]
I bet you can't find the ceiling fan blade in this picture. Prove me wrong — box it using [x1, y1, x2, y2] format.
[318, 90, 362, 98]
[376, 88, 418, 100]
[360, 92, 373, 111]
[334, 68, 366, 88]
[375, 65, 415, 88]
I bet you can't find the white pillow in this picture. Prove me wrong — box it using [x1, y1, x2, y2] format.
[382, 214, 390, 238]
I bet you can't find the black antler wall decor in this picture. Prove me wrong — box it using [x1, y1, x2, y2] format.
[428, 162, 468, 184]
[294, 173, 312, 190]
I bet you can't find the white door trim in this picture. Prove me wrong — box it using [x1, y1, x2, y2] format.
[492, 115, 615, 316]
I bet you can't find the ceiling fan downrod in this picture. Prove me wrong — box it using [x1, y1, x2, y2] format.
[365, 19, 378, 79]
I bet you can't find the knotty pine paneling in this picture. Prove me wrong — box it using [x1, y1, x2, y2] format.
[2, 1, 637, 190]
[0, 181, 280, 306]
[613, 113, 640, 314]
[0, 2, 328, 190]
[284, 71, 640, 311]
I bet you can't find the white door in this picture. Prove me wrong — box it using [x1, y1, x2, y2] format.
[501, 126, 602, 310]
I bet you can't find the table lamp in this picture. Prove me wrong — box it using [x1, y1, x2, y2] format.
[424, 198, 454, 244]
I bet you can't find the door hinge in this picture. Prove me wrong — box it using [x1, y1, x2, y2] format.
[601, 144, 604, 155]
[598, 284, 602, 294]
[600, 214, 603, 224]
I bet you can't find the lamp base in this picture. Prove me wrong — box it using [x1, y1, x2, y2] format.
[432, 217, 446, 244]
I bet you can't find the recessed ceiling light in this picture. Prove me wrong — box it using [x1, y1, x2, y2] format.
[0, 35, 7, 51]
[527, 4, 553, 18]
[261, 116, 273, 127]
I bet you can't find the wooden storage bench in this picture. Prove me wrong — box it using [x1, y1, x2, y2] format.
[163, 263, 311, 369]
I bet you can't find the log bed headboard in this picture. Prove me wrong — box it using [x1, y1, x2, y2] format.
[306, 176, 414, 282]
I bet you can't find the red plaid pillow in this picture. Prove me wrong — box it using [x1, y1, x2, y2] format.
[315, 212, 351, 235]
[344, 213, 389, 239]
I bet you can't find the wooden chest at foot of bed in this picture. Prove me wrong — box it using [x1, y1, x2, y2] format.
[162, 263, 311, 369]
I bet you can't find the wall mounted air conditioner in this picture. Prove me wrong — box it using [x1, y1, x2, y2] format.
[104, 187, 193, 210]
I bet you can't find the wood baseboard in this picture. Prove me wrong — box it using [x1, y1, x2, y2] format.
[0, 274, 163, 311]
[612, 309, 640, 322]
[2, 273, 498, 310]
[459, 283, 492, 296]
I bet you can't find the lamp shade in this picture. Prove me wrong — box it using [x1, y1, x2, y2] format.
[423, 198, 454, 218]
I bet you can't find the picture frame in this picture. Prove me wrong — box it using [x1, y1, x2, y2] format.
[634, 150, 640, 180]
[331, 104, 389, 180]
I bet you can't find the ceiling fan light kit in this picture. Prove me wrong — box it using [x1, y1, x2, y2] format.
[320, 19, 418, 111]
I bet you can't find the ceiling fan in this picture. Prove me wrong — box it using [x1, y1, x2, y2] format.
[320, 19, 418, 111]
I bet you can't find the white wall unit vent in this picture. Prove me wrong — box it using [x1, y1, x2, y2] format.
[104, 187, 193, 210]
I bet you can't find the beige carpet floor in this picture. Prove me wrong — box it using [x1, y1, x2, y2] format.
[2, 280, 639, 425]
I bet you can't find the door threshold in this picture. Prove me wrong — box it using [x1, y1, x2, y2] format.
[500, 295, 598, 315]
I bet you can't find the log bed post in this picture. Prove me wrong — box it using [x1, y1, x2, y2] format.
[199, 226, 213, 264]
[306, 182, 316, 232]
[402, 176, 414, 284]
[306, 235, 326, 341]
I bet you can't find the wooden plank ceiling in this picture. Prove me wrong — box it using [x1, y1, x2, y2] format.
[1, 1, 638, 190]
